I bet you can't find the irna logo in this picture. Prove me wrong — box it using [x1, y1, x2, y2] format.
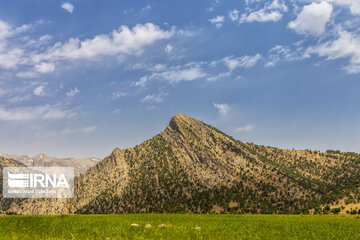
[7, 172, 69, 188]
[3, 167, 74, 198]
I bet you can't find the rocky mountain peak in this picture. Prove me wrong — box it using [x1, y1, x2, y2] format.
[4, 114, 360, 215]
[168, 113, 193, 127]
[167, 113, 208, 134]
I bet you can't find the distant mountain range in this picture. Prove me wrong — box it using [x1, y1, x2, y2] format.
[0, 153, 101, 176]
[1, 114, 360, 215]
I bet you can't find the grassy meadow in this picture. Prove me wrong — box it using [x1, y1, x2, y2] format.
[0, 214, 360, 240]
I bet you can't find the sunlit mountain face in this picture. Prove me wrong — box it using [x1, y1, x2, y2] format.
[2, 114, 360, 215]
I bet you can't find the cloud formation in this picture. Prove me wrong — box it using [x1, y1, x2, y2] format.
[135, 53, 262, 86]
[240, 0, 288, 23]
[306, 29, 360, 73]
[35, 62, 55, 73]
[229, 9, 240, 21]
[235, 124, 255, 132]
[209, 16, 225, 28]
[288, 2, 333, 37]
[142, 93, 167, 103]
[66, 87, 80, 97]
[33, 85, 45, 96]
[112, 91, 127, 99]
[136, 63, 207, 86]
[38, 23, 173, 61]
[222, 54, 262, 71]
[61, 2, 74, 13]
[164, 44, 173, 53]
[213, 103, 230, 116]
[0, 104, 75, 121]
[0, 20, 174, 79]
[324, 0, 360, 15]
[266, 45, 306, 67]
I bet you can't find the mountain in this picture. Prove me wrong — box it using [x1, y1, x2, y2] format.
[3, 114, 360, 215]
[0, 153, 101, 176]
[0, 156, 27, 214]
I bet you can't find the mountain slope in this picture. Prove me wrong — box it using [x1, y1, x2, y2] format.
[0, 156, 26, 213]
[5, 114, 360, 214]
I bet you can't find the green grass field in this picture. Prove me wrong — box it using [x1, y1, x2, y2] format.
[1, 214, 360, 240]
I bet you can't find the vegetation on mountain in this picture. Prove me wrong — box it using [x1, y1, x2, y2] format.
[2, 114, 360, 215]
[0, 156, 26, 213]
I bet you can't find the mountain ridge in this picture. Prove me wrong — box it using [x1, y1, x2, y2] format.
[0, 152, 101, 176]
[2, 114, 360, 215]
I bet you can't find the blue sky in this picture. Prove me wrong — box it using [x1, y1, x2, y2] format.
[0, 0, 359, 158]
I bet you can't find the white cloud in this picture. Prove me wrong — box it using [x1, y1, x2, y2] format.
[33, 85, 45, 96]
[0, 30, 50, 71]
[245, 0, 262, 5]
[155, 65, 206, 83]
[0, 104, 75, 121]
[0, 20, 174, 78]
[134, 76, 148, 87]
[112, 91, 127, 99]
[112, 109, 121, 114]
[142, 93, 167, 103]
[7, 95, 31, 104]
[207, 71, 232, 81]
[141, 5, 151, 13]
[62, 2, 74, 13]
[207, 0, 221, 12]
[135, 54, 261, 86]
[324, 0, 360, 15]
[38, 23, 173, 61]
[25, 34, 53, 48]
[13, 24, 33, 35]
[0, 20, 26, 69]
[0, 19, 11, 42]
[149, 64, 167, 71]
[137, 63, 207, 86]
[164, 44, 173, 53]
[229, 9, 240, 21]
[235, 124, 255, 132]
[16, 71, 38, 78]
[213, 103, 230, 116]
[11, 20, 46, 36]
[240, 9, 283, 23]
[306, 28, 360, 73]
[239, 0, 288, 23]
[0, 48, 24, 70]
[222, 54, 262, 71]
[39, 35, 52, 42]
[66, 87, 80, 97]
[16, 62, 55, 78]
[266, 45, 306, 67]
[0, 20, 45, 70]
[62, 126, 97, 135]
[35, 62, 55, 73]
[268, 0, 288, 12]
[288, 2, 333, 37]
[209, 16, 225, 28]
